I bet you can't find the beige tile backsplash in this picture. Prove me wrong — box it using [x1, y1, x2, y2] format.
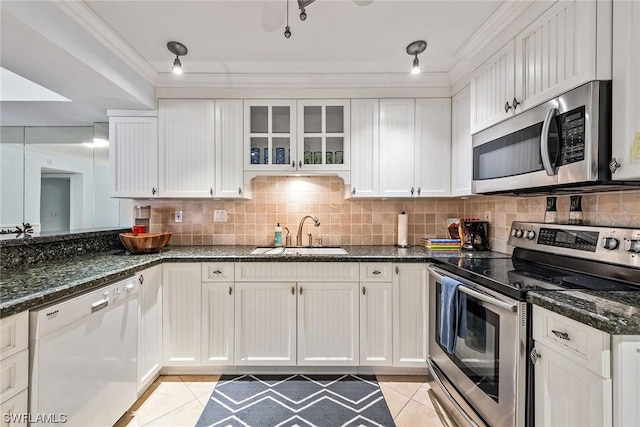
[141, 176, 640, 254]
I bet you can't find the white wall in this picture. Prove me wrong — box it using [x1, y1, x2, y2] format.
[0, 143, 25, 228]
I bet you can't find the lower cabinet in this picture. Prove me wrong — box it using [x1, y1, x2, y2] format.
[163, 263, 202, 366]
[0, 311, 28, 426]
[0, 390, 28, 427]
[201, 282, 235, 365]
[359, 263, 393, 366]
[137, 265, 163, 392]
[234, 282, 297, 366]
[392, 263, 429, 368]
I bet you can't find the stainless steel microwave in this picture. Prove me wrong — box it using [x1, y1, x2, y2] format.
[472, 81, 623, 194]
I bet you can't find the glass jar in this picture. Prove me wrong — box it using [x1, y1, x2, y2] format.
[569, 195, 584, 225]
[544, 196, 557, 224]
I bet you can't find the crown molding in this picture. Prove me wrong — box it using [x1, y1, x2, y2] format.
[54, 1, 158, 85]
[155, 72, 452, 89]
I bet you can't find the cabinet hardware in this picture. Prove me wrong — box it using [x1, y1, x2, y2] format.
[291, 161, 295, 168]
[228, 286, 232, 295]
[300, 287, 303, 295]
[504, 101, 512, 113]
[417, 187, 421, 196]
[210, 188, 213, 196]
[530, 348, 541, 364]
[139, 275, 144, 284]
[609, 158, 621, 174]
[551, 330, 570, 341]
[395, 266, 399, 274]
[152, 187, 157, 195]
[410, 187, 415, 195]
[372, 270, 381, 275]
[238, 187, 242, 195]
[299, 160, 302, 168]
[213, 270, 222, 275]
[291, 286, 295, 295]
[352, 188, 356, 195]
[362, 286, 366, 295]
[512, 98, 521, 110]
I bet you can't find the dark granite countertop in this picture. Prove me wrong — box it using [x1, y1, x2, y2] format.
[0, 245, 509, 318]
[527, 290, 640, 335]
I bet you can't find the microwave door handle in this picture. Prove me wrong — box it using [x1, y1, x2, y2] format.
[540, 108, 559, 176]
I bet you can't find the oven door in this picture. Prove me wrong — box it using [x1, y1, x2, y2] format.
[427, 265, 527, 427]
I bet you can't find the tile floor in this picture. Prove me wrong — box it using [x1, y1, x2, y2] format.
[114, 375, 447, 427]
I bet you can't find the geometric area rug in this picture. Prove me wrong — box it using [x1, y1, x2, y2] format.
[195, 374, 396, 427]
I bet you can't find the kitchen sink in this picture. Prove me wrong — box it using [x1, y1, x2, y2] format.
[250, 247, 347, 255]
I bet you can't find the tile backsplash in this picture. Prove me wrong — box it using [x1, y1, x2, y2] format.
[140, 176, 640, 254]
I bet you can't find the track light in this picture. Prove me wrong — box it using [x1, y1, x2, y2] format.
[167, 41, 188, 75]
[406, 40, 427, 75]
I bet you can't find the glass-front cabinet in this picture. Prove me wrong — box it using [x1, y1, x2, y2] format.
[244, 99, 349, 174]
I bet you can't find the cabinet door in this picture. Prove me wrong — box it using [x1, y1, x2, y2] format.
[162, 263, 202, 366]
[414, 98, 451, 197]
[612, 338, 640, 427]
[297, 282, 359, 366]
[470, 41, 515, 134]
[379, 99, 415, 197]
[451, 86, 473, 196]
[392, 264, 428, 367]
[244, 100, 296, 172]
[514, 0, 597, 113]
[297, 100, 350, 172]
[109, 116, 158, 198]
[350, 99, 379, 197]
[158, 99, 215, 197]
[215, 99, 245, 198]
[234, 282, 296, 365]
[202, 283, 234, 365]
[1, 389, 28, 427]
[534, 342, 612, 427]
[611, 0, 640, 181]
[360, 282, 392, 366]
[137, 265, 162, 392]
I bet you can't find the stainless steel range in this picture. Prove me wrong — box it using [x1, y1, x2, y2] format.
[427, 221, 640, 427]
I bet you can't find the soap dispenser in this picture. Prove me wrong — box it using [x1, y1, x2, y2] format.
[275, 223, 283, 246]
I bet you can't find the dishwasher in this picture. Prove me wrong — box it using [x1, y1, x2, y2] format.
[30, 276, 139, 427]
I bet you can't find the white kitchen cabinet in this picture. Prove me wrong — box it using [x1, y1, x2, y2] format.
[201, 283, 234, 365]
[162, 263, 202, 366]
[0, 311, 28, 414]
[1, 390, 27, 427]
[379, 99, 415, 197]
[450, 86, 473, 196]
[533, 341, 612, 427]
[215, 99, 246, 198]
[392, 264, 428, 367]
[414, 98, 451, 197]
[349, 99, 379, 198]
[234, 282, 297, 366]
[297, 282, 359, 366]
[296, 100, 350, 173]
[612, 337, 640, 427]
[136, 265, 162, 392]
[109, 116, 158, 198]
[359, 263, 393, 366]
[611, 0, 640, 181]
[158, 99, 215, 197]
[244, 100, 297, 172]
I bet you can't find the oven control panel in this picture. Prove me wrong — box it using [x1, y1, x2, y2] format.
[509, 222, 640, 267]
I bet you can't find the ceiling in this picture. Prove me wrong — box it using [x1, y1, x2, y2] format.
[0, 0, 503, 126]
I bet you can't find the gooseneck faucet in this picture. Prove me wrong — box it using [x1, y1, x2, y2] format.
[296, 215, 321, 247]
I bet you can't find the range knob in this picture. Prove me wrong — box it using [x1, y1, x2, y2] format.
[601, 237, 619, 250]
[526, 230, 536, 240]
[624, 239, 640, 253]
[513, 229, 524, 238]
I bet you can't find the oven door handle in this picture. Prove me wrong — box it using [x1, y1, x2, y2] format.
[428, 266, 518, 313]
[427, 358, 481, 427]
[540, 107, 559, 176]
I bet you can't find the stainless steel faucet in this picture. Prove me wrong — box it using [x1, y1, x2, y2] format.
[282, 226, 291, 247]
[296, 215, 320, 247]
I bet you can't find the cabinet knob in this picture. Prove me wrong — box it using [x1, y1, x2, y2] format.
[410, 187, 415, 195]
[299, 160, 302, 168]
[152, 187, 157, 195]
[372, 270, 381, 275]
[213, 270, 222, 275]
[238, 187, 242, 195]
[362, 286, 366, 295]
[210, 188, 213, 196]
[504, 101, 512, 113]
[512, 98, 521, 110]
[551, 330, 570, 341]
[417, 187, 421, 196]
[530, 348, 541, 364]
[139, 275, 144, 284]
[228, 286, 232, 295]
[300, 286, 303, 295]
[291, 286, 295, 295]
[292, 161, 296, 168]
[609, 158, 621, 174]
[352, 188, 356, 195]
[395, 266, 399, 274]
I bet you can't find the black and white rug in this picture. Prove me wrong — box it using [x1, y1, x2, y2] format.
[195, 374, 395, 427]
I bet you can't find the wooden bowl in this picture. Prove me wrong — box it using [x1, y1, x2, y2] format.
[119, 232, 172, 254]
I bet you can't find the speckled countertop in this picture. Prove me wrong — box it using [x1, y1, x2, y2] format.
[527, 290, 640, 335]
[0, 245, 508, 318]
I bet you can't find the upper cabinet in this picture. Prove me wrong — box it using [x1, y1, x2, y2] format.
[350, 99, 380, 198]
[611, 0, 640, 181]
[379, 99, 416, 198]
[158, 99, 215, 198]
[450, 86, 473, 197]
[471, 0, 603, 134]
[215, 100, 245, 198]
[414, 98, 451, 197]
[109, 115, 159, 198]
[243, 99, 350, 178]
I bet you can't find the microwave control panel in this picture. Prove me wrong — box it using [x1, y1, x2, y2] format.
[558, 106, 586, 165]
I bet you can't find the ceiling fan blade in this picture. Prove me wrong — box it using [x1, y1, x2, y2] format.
[261, 1, 284, 32]
[352, 0, 374, 6]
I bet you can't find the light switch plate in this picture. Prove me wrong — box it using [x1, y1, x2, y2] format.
[175, 210, 183, 223]
[214, 209, 227, 222]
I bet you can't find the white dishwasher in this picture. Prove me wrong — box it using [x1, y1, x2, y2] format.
[30, 276, 139, 427]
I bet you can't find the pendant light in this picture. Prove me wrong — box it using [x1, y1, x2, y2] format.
[167, 41, 188, 74]
[406, 40, 427, 75]
[284, 0, 292, 38]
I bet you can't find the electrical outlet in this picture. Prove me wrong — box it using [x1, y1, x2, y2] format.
[175, 210, 183, 223]
[214, 209, 227, 223]
[484, 211, 491, 223]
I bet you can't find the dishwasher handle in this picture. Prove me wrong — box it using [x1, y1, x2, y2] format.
[91, 298, 109, 313]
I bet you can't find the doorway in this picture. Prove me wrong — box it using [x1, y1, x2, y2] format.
[40, 177, 70, 232]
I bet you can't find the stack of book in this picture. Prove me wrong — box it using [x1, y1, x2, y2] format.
[421, 238, 461, 251]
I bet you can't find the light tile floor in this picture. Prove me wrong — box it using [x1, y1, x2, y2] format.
[114, 375, 447, 427]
